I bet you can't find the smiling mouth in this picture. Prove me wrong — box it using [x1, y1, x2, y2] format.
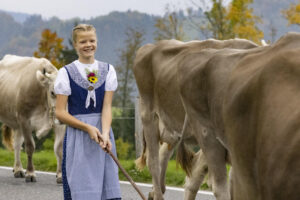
[83, 49, 94, 52]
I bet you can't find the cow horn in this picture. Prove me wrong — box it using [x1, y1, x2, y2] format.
[45, 72, 51, 78]
[45, 72, 57, 80]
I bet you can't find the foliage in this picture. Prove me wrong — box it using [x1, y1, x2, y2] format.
[0, 122, 3, 149]
[114, 27, 144, 108]
[0, 148, 57, 172]
[61, 22, 79, 65]
[111, 108, 135, 157]
[203, 0, 232, 39]
[282, 1, 300, 25]
[112, 107, 123, 118]
[115, 137, 132, 159]
[154, 5, 186, 41]
[188, 0, 263, 43]
[33, 29, 65, 69]
[33, 129, 55, 151]
[61, 38, 78, 65]
[227, 0, 264, 44]
[113, 27, 144, 146]
[42, 134, 55, 151]
[0, 148, 214, 190]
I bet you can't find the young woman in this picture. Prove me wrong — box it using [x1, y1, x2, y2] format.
[55, 24, 121, 200]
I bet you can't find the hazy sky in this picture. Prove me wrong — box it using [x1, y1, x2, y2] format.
[0, 0, 196, 20]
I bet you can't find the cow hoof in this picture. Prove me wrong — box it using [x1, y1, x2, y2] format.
[162, 186, 166, 194]
[56, 177, 63, 184]
[14, 171, 25, 178]
[25, 176, 37, 182]
[148, 192, 154, 200]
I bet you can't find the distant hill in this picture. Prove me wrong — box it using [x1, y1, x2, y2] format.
[0, 10, 158, 66]
[0, 0, 300, 65]
[0, 9, 31, 23]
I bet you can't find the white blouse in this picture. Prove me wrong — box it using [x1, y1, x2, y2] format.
[54, 60, 118, 96]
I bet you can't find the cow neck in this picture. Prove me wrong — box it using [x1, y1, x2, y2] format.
[47, 90, 55, 128]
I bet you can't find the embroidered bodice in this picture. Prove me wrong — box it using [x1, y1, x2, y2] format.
[65, 61, 109, 115]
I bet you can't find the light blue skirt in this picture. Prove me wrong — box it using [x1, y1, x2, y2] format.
[62, 113, 121, 200]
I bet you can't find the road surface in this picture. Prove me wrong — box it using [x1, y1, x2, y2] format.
[0, 166, 215, 200]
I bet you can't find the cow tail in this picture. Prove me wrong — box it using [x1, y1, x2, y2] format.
[135, 129, 147, 170]
[1, 124, 14, 151]
[176, 139, 194, 177]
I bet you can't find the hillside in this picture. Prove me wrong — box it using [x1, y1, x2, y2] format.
[0, 10, 157, 66]
[0, 0, 300, 65]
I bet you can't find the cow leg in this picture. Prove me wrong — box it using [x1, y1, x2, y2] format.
[159, 142, 175, 194]
[206, 169, 213, 189]
[229, 167, 234, 200]
[187, 118, 229, 200]
[184, 150, 208, 200]
[142, 114, 164, 200]
[20, 122, 36, 182]
[196, 127, 230, 200]
[54, 125, 65, 184]
[13, 129, 25, 178]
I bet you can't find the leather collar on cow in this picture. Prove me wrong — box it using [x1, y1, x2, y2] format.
[46, 90, 56, 128]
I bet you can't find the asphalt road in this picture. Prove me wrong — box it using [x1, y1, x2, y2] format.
[0, 166, 215, 200]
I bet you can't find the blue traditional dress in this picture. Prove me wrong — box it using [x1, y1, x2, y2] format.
[54, 60, 122, 200]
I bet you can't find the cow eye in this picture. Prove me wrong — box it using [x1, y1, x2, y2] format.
[51, 91, 56, 98]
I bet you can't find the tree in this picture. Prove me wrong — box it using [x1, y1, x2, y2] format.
[61, 22, 79, 65]
[33, 29, 65, 69]
[61, 38, 78, 65]
[113, 27, 144, 141]
[203, 0, 231, 39]
[268, 20, 277, 43]
[282, 1, 300, 25]
[188, 0, 263, 43]
[154, 5, 186, 41]
[227, 0, 264, 43]
[115, 27, 144, 108]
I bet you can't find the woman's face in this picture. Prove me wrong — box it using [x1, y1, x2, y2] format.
[74, 30, 97, 62]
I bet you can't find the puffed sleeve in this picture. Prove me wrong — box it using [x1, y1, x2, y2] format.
[54, 67, 71, 95]
[105, 64, 118, 91]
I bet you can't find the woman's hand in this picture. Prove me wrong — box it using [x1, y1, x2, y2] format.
[99, 133, 112, 152]
[86, 125, 102, 144]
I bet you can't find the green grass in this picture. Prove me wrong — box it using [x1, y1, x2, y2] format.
[0, 148, 210, 190]
[0, 149, 58, 172]
[117, 159, 187, 187]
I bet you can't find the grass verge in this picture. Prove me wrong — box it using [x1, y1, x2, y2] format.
[0, 148, 210, 189]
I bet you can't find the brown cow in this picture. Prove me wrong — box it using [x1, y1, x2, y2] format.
[0, 55, 64, 183]
[178, 33, 300, 200]
[177, 47, 264, 200]
[222, 32, 300, 200]
[133, 38, 259, 200]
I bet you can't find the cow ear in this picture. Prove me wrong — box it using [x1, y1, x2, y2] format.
[36, 69, 49, 86]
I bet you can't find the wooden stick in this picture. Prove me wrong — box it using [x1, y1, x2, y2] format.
[106, 148, 147, 200]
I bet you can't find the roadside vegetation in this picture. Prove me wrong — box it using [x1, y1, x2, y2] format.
[0, 148, 210, 190]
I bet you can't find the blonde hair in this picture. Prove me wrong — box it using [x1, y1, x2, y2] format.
[72, 24, 96, 43]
